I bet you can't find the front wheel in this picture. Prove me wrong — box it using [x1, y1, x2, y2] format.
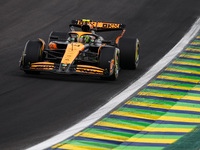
[99, 47, 119, 80]
[21, 40, 44, 74]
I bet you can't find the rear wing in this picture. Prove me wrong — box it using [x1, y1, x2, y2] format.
[70, 19, 126, 32]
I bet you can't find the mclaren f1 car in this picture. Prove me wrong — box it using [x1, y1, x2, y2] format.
[19, 19, 140, 80]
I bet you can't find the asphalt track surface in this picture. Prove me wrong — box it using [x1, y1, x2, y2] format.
[1, 1, 200, 150]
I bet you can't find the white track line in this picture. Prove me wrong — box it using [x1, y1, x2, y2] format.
[26, 17, 200, 150]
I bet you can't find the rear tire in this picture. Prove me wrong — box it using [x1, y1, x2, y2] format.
[99, 47, 119, 80]
[22, 40, 43, 74]
[119, 38, 140, 69]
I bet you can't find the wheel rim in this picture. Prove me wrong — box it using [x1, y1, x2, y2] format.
[115, 53, 119, 78]
[135, 44, 139, 66]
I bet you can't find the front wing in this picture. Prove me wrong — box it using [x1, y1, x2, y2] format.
[21, 62, 107, 76]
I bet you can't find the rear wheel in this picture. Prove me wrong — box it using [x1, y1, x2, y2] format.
[22, 40, 44, 74]
[119, 38, 140, 69]
[99, 47, 119, 80]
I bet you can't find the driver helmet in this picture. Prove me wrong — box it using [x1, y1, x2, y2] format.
[84, 35, 90, 43]
[80, 35, 91, 44]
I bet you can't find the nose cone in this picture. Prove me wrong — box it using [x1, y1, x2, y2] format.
[61, 43, 85, 65]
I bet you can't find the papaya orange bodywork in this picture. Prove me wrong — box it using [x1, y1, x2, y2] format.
[115, 29, 126, 44]
[21, 19, 128, 79]
[30, 62, 54, 70]
[76, 65, 104, 75]
[61, 43, 85, 65]
[98, 44, 106, 55]
[49, 42, 58, 49]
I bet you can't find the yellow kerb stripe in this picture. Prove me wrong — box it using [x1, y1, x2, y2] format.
[185, 48, 200, 52]
[127, 137, 177, 143]
[182, 96, 200, 101]
[126, 101, 172, 109]
[51, 144, 62, 148]
[74, 132, 127, 142]
[127, 101, 200, 112]
[111, 111, 159, 120]
[165, 68, 200, 75]
[148, 82, 192, 90]
[157, 75, 199, 83]
[59, 144, 107, 150]
[191, 87, 200, 91]
[172, 61, 200, 67]
[191, 42, 200, 45]
[138, 91, 183, 99]
[94, 121, 193, 132]
[159, 115, 200, 123]
[94, 121, 145, 131]
[179, 54, 200, 59]
[171, 105, 200, 112]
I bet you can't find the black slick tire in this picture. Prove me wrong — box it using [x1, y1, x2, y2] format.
[99, 47, 119, 80]
[119, 38, 140, 69]
[22, 40, 43, 74]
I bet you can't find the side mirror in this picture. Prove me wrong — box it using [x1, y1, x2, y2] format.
[70, 26, 75, 31]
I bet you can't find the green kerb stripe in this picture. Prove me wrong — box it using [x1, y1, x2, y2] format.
[187, 45, 200, 49]
[117, 107, 165, 116]
[164, 112, 200, 119]
[83, 128, 133, 138]
[175, 58, 200, 64]
[181, 52, 200, 57]
[115, 145, 164, 150]
[160, 73, 200, 80]
[68, 140, 117, 149]
[168, 65, 200, 72]
[130, 97, 176, 105]
[151, 80, 195, 88]
[132, 134, 182, 139]
[101, 118, 151, 126]
[141, 89, 187, 96]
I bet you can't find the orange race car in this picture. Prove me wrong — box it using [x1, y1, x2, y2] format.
[19, 19, 140, 80]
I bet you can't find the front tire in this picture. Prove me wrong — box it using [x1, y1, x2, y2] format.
[99, 47, 119, 80]
[21, 40, 44, 74]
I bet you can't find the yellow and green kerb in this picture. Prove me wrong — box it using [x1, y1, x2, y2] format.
[48, 34, 200, 150]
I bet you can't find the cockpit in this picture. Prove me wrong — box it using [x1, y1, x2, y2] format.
[68, 32, 101, 44]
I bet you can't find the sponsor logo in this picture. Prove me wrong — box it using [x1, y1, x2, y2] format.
[103, 23, 119, 28]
